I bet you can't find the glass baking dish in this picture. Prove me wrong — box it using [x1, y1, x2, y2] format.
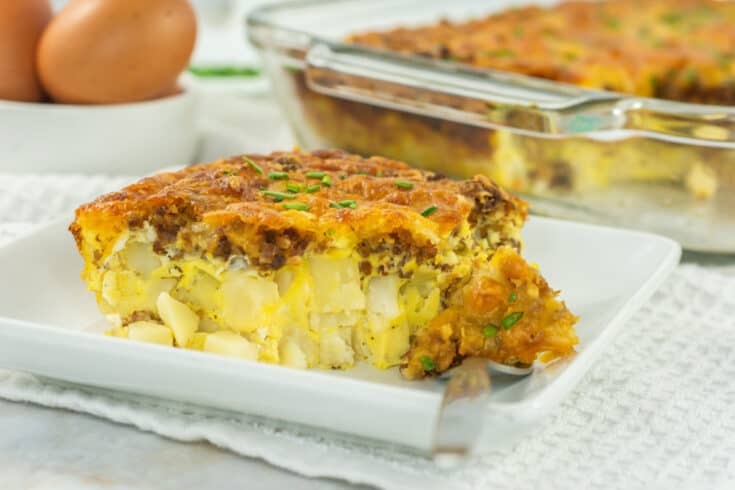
[247, 0, 735, 252]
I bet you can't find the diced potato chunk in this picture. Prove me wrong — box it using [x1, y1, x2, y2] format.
[222, 271, 280, 332]
[319, 329, 354, 368]
[100, 270, 175, 317]
[175, 269, 221, 315]
[188, 332, 209, 351]
[104, 326, 128, 339]
[309, 310, 361, 329]
[685, 162, 718, 199]
[366, 275, 400, 320]
[279, 338, 308, 369]
[309, 256, 364, 312]
[157, 292, 199, 347]
[204, 331, 258, 360]
[127, 321, 173, 346]
[371, 321, 410, 369]
[403, 284, 441, 327]
[123, 242, 161, 276]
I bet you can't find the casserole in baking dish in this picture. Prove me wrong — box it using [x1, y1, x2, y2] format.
[248, 0, 735, 252]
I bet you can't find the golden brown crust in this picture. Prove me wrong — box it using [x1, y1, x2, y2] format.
[348, 0, 735, 104]
[402, 246, 579, 379]
[72, 149, 527, 271]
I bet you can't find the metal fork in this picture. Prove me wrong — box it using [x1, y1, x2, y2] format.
[432, 357, 534, 467]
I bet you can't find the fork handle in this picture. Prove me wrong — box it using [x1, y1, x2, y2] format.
[433, 357, 491, 466]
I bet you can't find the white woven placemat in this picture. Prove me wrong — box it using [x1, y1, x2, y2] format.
[0, 176, 734, 490]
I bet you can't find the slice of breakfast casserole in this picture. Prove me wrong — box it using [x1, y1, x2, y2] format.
[70, 149, 578, 379]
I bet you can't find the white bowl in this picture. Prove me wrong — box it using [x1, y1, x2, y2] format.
[0, 88, 198, 174]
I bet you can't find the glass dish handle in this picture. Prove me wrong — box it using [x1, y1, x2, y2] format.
[305, 43, 735, 148]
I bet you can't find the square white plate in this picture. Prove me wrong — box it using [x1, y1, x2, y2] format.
[0, 216, 679, 453]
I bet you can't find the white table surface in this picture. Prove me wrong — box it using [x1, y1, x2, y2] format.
[0, 398, 369, 490]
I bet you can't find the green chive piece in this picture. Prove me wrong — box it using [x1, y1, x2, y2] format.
[339, 174, 347, 180]
[305, 184, 321, 193]
[661, 12, 683, 25]
[222, 170, 238, 176]
[604, 16, 620, 29]
[243, 156, 263, 174]
[282, 202, 310, 211]
[421, 205, 438, 217]
[502, 311, 524, 330]
[285, 183, 302, 193]
[325, 228, 336, 236]
[513, 26, 524, 39]
[485, 48, 515, 58]
[420, 355, 436, 372]
[509, 291, 518, 303]
[321, 175, 332, 187]
[395, 180, 414, 189]
[483, 324, 499, 337]
[188, 66, 260, 78]
[330, 200, 357, 209]
[376, 171, 383, 177]
[650, 75, 660, 93]
[306, 171, 326, 179]
[268, 171, 289, 180]
[262, 190, 296, 200]
[686, 67, 698, 83]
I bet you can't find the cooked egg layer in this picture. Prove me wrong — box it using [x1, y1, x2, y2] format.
[98, 230, 458, 370]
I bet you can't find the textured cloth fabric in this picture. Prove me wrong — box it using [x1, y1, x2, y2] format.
[0, 176, 734, 490]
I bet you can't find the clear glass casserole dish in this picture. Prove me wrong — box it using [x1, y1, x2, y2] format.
[247, 0, 735, 252]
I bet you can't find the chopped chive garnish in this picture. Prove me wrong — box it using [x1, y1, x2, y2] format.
[243, 156, 263, 174]
[321, 175, 332, 187]
[268, 171, 288, 180]
[339, 174, 347, 180]
[285, 183, 302, 193]
[661, 12, 683, 25]
[421, 205, 438, 217]
[305, 184, 321, 193]
[650, 75, 660, 92]
[282, 202, 310, 211]
[325, 228, 336, 236]
[603, 15, 620, 29]
[262, 190, 296, 200]
[502, 311, 524, 330]
[222, 170, 237, 176]
[330, 200, 357, 209]
[420, 355, 436, 372]
[686, 67, 698, 83]
[395, 180, 414, 189]
[513, 26, 524, 39]
[306, 171, 326, 179]
[509, 291, 518, 303]
[485, 48, 515, 58]
[356, 170, 369, 175]
[483, 324, 499, 337]
[375, 171, 383, 177]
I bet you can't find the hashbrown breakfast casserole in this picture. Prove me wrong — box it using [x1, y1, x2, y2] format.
[70, 149, 578, 379]
[349, 0, 735, 103]
[283, 0, 734, 210]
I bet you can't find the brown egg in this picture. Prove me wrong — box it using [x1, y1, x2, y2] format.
[37, 0, 196, 104]
[0, 0, 52, 102]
